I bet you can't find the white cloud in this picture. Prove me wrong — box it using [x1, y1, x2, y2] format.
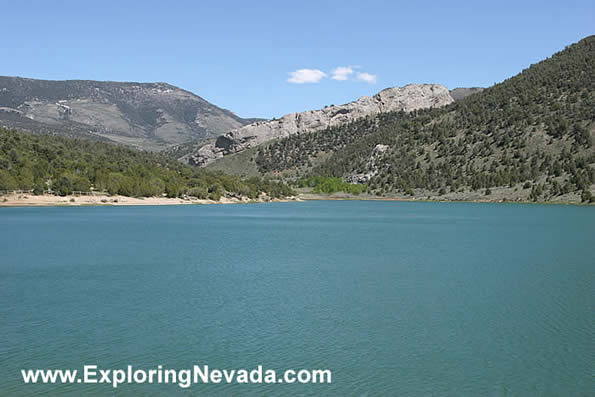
[287, 69, 328, 84]
[356, 72, 377, 84]
[331, 66, 355, 81]
[287, 67, 377, 84]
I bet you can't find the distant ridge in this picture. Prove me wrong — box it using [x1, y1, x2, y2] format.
[0, 76, 261, 150]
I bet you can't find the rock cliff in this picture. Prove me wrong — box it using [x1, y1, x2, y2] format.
[190, 84, 454, 166]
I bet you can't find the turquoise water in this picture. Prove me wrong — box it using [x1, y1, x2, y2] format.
[0, 201, 593, 396]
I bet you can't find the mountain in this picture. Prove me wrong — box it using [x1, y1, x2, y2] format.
[209, 36, 595, 203]
[449, 87, 484, 101]
[185, 84, 454, 166]
[0, 77, 260, 151]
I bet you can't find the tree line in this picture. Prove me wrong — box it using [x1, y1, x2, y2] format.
[0, 128, 294, 200]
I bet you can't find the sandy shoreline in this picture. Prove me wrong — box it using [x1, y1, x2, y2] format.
[1, 192, 590, 207]
[0, 193, 299, 207]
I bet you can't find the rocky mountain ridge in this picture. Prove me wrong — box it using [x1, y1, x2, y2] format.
[0, 76, 259, 150]
[188, 84, 454, 166]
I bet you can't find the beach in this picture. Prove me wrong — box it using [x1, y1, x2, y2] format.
[0, 193, 299, 207]
[1, 191, 591, 207]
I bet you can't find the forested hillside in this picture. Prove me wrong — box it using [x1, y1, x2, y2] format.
[0, 128, 293, 200]
[254, 36, 594, 202]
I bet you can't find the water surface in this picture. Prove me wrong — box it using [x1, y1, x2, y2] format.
[0, 201, 592, 395]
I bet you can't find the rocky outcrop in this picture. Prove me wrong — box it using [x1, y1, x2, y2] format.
[190, 84, 454, 167]
[345, 144, 389, 183]
[0, 76, 259, 150]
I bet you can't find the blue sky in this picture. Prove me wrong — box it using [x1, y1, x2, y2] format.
[1, 1, 592, 119]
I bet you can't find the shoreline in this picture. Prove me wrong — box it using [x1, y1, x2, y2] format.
[298, 194, 593, 206]
[1, 192, 591, 208]
[0, 193, 299, 208]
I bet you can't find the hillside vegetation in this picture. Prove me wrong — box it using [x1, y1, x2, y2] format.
[0, 128, 293, 200]
[253, 36, 594, 202]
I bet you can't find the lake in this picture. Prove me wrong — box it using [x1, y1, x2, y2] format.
[0, 201, 592, 395]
